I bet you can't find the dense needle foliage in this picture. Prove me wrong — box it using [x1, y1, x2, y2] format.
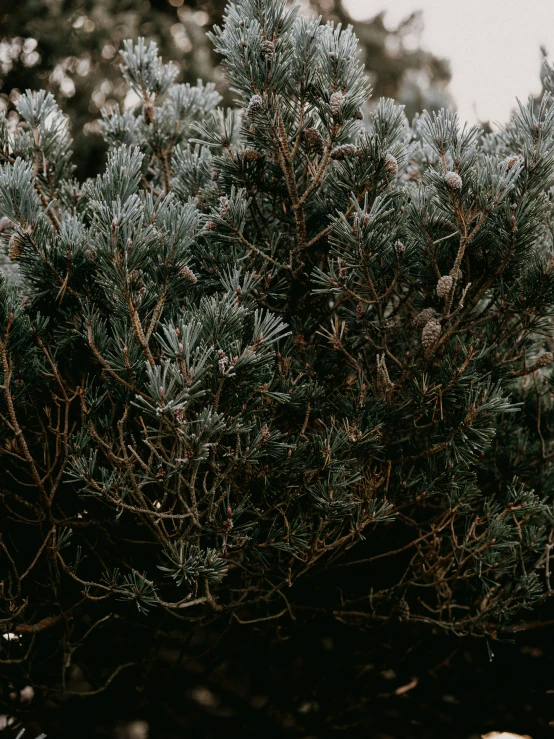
[1, 0, 554, 704]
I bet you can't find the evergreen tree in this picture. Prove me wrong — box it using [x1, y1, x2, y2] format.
[1, 0, 554, 711]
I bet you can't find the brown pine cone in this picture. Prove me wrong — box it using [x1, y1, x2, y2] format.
[330, 144, 357, 160]
[260, 40, 275, 62]
[413, 307, 437, 329]
[422, 318, 441, 349]
[304, 127, 324, 155]
[330, 91, 345, 117]
[445, 171, 462, 190]
[8, 232, 24, 261]
[391, 597, 410, 622]
[436, 274, 453, 299]
[239, 149, 263, 162]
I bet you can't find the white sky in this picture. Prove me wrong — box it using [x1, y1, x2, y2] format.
[344, 0, 554, 125]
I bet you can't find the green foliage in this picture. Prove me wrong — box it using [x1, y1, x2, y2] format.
[0, 0, 553, 704]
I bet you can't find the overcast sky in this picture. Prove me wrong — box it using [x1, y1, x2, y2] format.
[344, 0, 554, 126]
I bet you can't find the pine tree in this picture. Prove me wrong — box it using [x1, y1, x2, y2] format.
[1, 0, 554, 706]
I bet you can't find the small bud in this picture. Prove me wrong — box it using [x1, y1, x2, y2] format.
[218, 352, 229, 374]
[142, 104, 154, 124]
[246, 94, 263, 116]
[354, 108, 364, 120]
[445, 171, 462, 190]
[218, 197, 231, 219]
[205, 221, 218, 232]
[436, 274, 453, 299]
[179, 266, 197, 283]
[384, 153, 398, 176]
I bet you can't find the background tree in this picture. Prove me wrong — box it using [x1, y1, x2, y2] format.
[0, 0, 452, 179]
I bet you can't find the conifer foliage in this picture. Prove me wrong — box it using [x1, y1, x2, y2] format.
[2, 0, 554, 699]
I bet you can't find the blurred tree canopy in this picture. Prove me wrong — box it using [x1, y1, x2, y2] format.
[0, 0, 452, 178]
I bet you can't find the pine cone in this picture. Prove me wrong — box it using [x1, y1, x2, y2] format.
[391, 597, 410, 622]
[205, 221, 218, 232]
[239, 149, 263, 162]
[436, 274, 453, 299]
[179, 266, 197, 283]
[330, 144, 357, 160]
[355, 302, 365, 319]
[246, 94, 263, 116]
[329, 91, 345, 117]
[260, 40, 275, 62]
[218, 198, 231, 219]
[8, 233, 23, 261]
[445, 171, 462, 190]
[536, 352, 554, 368]
[304, 127, 324, 155]
[384, 153, 398, 176]
[422, 318, 441, 349]
[413, 307, 437, 328]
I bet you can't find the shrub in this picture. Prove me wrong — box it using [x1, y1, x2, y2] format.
[1, 0, 554, 703]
